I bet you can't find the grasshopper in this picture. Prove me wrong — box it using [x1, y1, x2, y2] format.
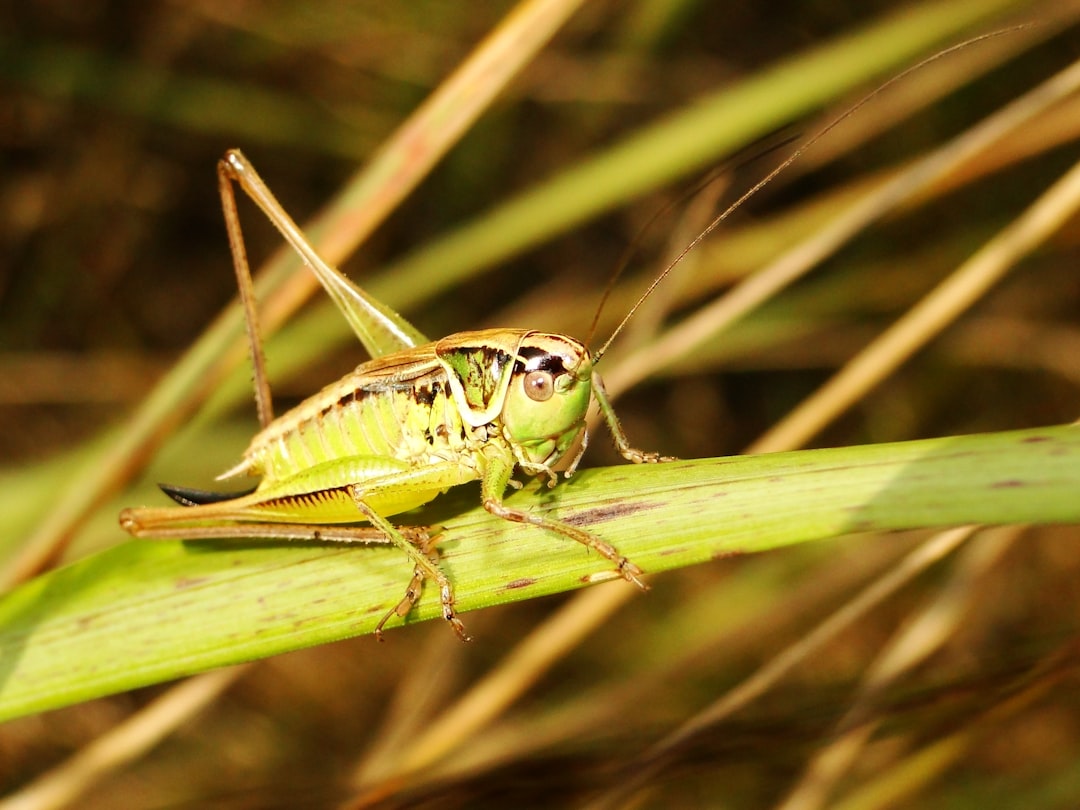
[119, 150, 671, 640]
[117, 38, 914, 639]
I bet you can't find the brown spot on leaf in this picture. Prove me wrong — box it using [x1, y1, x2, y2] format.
[504, 578, 537, 590]
[565, 500, 659, 526]
[174, 576, 210, 589]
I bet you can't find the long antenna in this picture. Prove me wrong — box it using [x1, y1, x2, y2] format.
[592, 29, 1022, 363]
[584, 164, 738, 350]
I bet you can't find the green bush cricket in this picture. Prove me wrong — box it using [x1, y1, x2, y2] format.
[117, 36, 945, 640]
[119, 150, 673, 640]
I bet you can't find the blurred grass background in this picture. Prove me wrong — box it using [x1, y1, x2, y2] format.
[3, 1, 1080, 808]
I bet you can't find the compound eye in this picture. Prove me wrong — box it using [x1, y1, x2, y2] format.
[523, 370, 555, 402]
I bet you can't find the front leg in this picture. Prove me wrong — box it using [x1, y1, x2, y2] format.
[591, 372, 676, 464]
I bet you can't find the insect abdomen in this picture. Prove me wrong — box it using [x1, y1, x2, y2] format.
[246, 367, 470, 487]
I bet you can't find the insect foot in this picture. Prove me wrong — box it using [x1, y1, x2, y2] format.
[617, 557, 649, 591]
[620, 448, 678, 464]
[373, 524, 471, 642]
[373, 565, 470, 643]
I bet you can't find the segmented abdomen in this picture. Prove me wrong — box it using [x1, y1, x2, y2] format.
[240, 356, 472, 488]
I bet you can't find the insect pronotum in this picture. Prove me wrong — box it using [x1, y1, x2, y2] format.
[119, 150, 673, 640]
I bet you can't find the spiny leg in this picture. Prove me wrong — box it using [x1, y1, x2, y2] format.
[350, 490, 469, 642]
[316, 521, 438, 639]
[217, 156, 274, 430]
[378, 561, 427, 640]
[373, 529, 465, 641]
[486, 498, 647, 589]
[218, 149, 427, 360]
[119, 514, 427, 546]
[122, 510, 453, 638]
[480, 447, 647, 590]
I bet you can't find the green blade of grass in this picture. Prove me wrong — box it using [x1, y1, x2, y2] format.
[1, 423, 1076, 722]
